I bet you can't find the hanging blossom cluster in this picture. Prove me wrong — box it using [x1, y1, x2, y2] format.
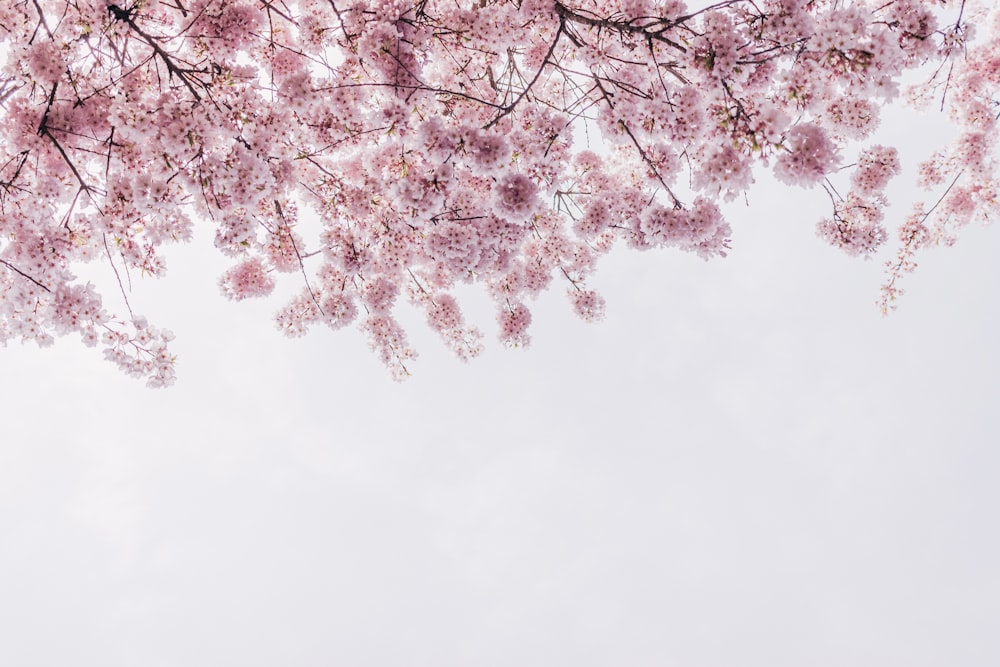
[0, 0, 997, 384]
[817, 144, 900, 257]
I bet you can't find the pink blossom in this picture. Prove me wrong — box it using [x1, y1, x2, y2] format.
[775, 123, 839, 186]
[851, 145, 900, 196]
[361, 276, 399, 313]
[322, 293, 358, 330]
[498, 302, 532, 348]
[25, 41, 63, 86]
[694, 145, 753, 198]
[574, 199, 612, 238]
[415, 291, 484, 360]
[219, 258, 276, 301]
[363, 314, 417, 382]
[816, 194, 888, 259]
[569, 289, 606, 323]
[426, 219, 483, 274]
[492, 174, 539, 222]
[465, 130, 511, 174]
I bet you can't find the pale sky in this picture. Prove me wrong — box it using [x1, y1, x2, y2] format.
[1, 52, 999, 667]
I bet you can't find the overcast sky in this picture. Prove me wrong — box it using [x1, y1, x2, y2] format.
[2, 71, 999, 667]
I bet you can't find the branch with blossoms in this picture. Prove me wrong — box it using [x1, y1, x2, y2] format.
[0, 0, 996, 385]
[106, 3, 210, 102]
[0, 259, 52, 293]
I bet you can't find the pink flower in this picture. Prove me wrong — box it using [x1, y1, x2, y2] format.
[361, 276, 398, 313]
[219, 258, 275, 301]
[816, 191, 887, 258]
[775, 123, 839, 186]
[569, 288, 606, 323]
[851, 145, 900, 196]
[322, 293, 358, 330]
[498, 301, 532, 348]
[465, 130, 511, 174]
[493, 174, 538, 221]
[25, 41, 63, 86]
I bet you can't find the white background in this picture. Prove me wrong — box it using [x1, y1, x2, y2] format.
[1, 69, 998, 667]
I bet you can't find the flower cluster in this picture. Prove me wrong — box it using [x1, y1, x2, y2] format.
[101, 317, 177, 388]
[219, 258, 276, 301]
[775, 123, 840, 186]
[815, 144, 900, 258]
[492, 174, 539, 221]
[817, 194, 889, 258]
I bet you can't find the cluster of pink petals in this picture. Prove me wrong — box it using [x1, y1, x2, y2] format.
[851, 146, 901, 196]
[498, 302, 532, 348]
[492, 174, 539, 221]
[815, 145, 900, 258]
[219, 258, 275, 301]
[569, 289, 606, 323]
[639, 198, 730, 258]
[775, 123, 840, 187]
[102, 317, 177, 388]
[816, 194, 889, 258]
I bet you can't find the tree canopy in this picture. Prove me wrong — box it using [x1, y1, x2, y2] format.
[0, 0, 996, 384]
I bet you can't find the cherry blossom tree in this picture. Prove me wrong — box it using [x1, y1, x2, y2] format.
[0, 0, 996, 385]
